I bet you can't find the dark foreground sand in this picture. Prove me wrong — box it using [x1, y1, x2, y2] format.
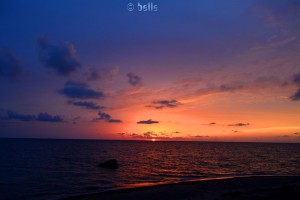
[61, 176, 300, 200]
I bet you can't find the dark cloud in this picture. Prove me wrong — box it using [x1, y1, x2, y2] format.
[290, 89, 300, 101]
[194, 135, 210, 138]
[290, 72, 300, 101]
[127, 72, 142, 86]
[127, 132, 160, 139]
[67, 100, 105, 110]
[107, 119, 123, 123]
[58, 81, 104, 99]
[117, 131, 178, 140]
[228, 123, 250, 127]
[38, 37, 81, 76]
[36, 112, 63, 122]
[3, 111, 63, 123]
[137, 119, 159, 124]
[146, 99, 181, 109]
[293, 73, 300, 87]
[88, 67, 119, 82]
[117, 132, 126, 136]
[128, 133, 144, 139]
[202, 122, 217, 126]
[0, 47, 22, 78]
[7, 111, 35, 121]
[294, 133, 299, 135]
[219, 83, 244, 91]
[95, 112, 122, 123]
[144, 131, 157, 137]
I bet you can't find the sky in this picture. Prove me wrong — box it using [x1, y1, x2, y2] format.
[0, 0, 300, 142]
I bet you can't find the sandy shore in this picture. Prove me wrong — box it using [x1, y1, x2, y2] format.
[60, 176, 300, 200]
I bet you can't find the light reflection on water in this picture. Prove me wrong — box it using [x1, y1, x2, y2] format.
[0, 139, 299, 200]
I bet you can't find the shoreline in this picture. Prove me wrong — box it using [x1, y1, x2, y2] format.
[60, 175, 300, 200]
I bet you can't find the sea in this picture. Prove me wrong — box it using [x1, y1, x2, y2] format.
[0, 139, 299, 200]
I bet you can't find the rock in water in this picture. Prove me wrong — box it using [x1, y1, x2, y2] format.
[98, 159, 118, 169]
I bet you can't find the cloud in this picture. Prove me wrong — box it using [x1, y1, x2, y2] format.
[128, 133, 144, 139]
[67, 100, 105, 110]
[290, 73, 300, 101]
[194, 135, 210, 138]
[219, 83, 244, 91]
[117, 131, 179, 140]
[127, 72, 142, 86]
[7, 111, 35, 121]
[143, 131, 157, 137]
[137, 119, 159, 124]
[95, 112, 122, 123]
[117, 132, 126, 136]
[88, 66, 119, 82]
[290, 89, 300, 101]
[294, 133, 299, 135]
[177, 76, 289, 103]
[0, 47, 22, 78]
[36, 112, 63, 122]
[58, 81, 104, 99]
[228, 123, 250, 127]
[293, 73, 300, 86]
[2, 110, 63, 123]
[146, 99, 181, 109]
[107, 119, 122, 123]
[254, 0, 300, 28]
[38, 37, 81, 76]
[202, 122, 217, 126]
[127, 132, 159, 139]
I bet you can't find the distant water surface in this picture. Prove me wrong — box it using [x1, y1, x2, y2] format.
[0, 139, 299, 200]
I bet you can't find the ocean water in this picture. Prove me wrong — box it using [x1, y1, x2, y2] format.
[0, 139, 299, 200]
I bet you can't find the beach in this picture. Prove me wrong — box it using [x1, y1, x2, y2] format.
[61, 176, 300, 200]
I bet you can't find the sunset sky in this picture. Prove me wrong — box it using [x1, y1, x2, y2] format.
[1, 0, 300, 142]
